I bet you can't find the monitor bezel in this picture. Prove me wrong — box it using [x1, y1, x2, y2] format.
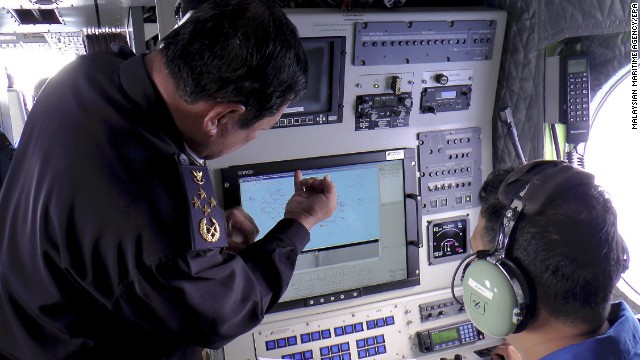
[276, 36, 346, 128]
[220, 149, 421, 312]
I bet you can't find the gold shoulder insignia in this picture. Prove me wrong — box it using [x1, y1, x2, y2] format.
[192, 170, 205, 185]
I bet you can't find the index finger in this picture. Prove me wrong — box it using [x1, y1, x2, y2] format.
[293, 170, 303, 192]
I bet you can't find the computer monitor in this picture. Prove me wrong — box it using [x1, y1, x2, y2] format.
[274, 36, 346, 128]
[221, 149, 421, 311]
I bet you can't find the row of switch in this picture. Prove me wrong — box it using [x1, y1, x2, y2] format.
[427, 167, 472, 177]
[361, 36, 492, 48]
[427, 181, 473, 191]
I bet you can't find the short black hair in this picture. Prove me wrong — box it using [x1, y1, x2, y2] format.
[159, 0, 308, 128]
[478, 166, 628, 328]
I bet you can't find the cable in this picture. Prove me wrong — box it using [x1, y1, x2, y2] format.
[550, 124, 562, 160]
[450, 253, 476, 308]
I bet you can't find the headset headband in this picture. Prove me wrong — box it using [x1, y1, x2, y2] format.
[490, 160, 595, 258]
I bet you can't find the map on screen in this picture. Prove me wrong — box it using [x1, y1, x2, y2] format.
[240, 163, 383, 251]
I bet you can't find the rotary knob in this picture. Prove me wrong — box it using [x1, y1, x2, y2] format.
[435, 73, 449, 85]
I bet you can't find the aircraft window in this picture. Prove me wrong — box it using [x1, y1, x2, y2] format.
[584, 65, 640, 307]
[0, 47, 76, 110]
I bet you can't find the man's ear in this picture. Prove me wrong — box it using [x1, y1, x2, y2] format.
[202, 103, 247, 137]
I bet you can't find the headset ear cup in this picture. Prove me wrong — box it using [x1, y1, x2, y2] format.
[497, 257, 532, 334]
[462, 259, 526, 337]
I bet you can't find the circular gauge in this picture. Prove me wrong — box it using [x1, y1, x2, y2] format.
[430, 218, 468, 261]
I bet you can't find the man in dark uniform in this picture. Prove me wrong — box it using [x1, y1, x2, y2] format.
[0, 1, 337, 359]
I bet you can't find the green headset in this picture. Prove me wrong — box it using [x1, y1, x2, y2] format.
[454, 160, 596, 338]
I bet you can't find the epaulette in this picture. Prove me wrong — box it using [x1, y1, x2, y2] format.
[177, 153, 228, 251]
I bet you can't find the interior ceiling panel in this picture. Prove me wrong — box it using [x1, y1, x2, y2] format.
[0, 0, 156, 32]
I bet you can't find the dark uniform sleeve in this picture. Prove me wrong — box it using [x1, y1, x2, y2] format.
[108, 218, 309, 349]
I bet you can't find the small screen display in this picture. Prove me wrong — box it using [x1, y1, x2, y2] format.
[431, 218, 467, 259]
[431, 328, 460, 346]
[567, 59, 587, 74]
[286, 40, 332, 113]
[372, 96, 397, 108]
[436, 91, 457, 99]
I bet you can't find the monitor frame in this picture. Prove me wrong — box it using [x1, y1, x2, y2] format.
[220, 149, 421, 312]
[274, 36, 346, 129]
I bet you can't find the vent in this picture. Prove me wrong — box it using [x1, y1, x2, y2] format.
[9, 9, 62, 25]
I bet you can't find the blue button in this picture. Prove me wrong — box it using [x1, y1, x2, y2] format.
[377, 345, 386, 354]
[322, 358, 330, 360]
[376, 318, 385, 327]
[283, 355, 293, 359]
[375, 335, 385, 344]
[358, 349, 367, 359]
[332, 356, 341, 360]
[344, 324, 354, 334]
[366, 337, 375, 346]
[356, 339, 366, 348]
[354, 323, 364, 332]
[367, 347, 376, 356]
[287, 336, 297, 346]
[322, 329, 332, 339]
[334, 326, 344, 336]
[303, 350, 313, 359]
[277, 338, 287, 348]
[301, 333, 311, 343]
[385, 316, 395, 325]
[265, 340, 276, 351]
[293, 353, 303, 360]
[342, 353, 352, 360]
[312, 331, 321, 341]
[320, 347, 330, 356]
[341, 342, 350, 351]
[331, 345, 340, 354]
[366, 320, 376, 330]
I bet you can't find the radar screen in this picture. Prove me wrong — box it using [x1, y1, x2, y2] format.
[427, 215, 469, 265]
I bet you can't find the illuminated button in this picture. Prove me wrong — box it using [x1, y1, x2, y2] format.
[354, 323, 364, 332]
[303, 350, 313, 359]
[385, 316, 395, 325]
[342, 353, 352, 360]
[320, 347, 330, 356]
[366, 320, 376, 330]
[376, 318, 385, 327]
[287, 336, 297, 346]
[277, 338, 287, 348]
[331, 345, 340, 354]
[283, 355, 293, 359]
[334, 326, 345, 336]
[332, 355, 340, 360]
[375, 335, 385, 344]
[377, 345, 387, 354]
[368, 347, 377, 356]
[341, 342, 350, 351]
[356, 339, 366, 348]
[312, 332, 321, 341]
[358, 349, 367, 359]
[366, 337, 375, 346]
[301, 333, 311, 343]
[265, 340, 276, 351]
[344, 324, 354, 334]
[293, 353, 303, 360]
[322, 329, 332, 339]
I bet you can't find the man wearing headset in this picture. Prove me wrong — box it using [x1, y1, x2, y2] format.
[463, 161, 639, 359]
